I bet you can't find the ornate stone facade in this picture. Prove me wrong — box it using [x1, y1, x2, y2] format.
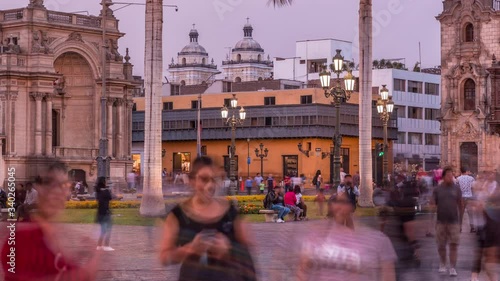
[0, 1, 140, 186]
[438, 0, 500, 173]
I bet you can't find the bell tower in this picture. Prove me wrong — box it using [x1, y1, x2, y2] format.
[437, 0, 500, 173]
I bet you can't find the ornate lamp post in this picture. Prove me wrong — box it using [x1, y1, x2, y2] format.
[221, 94, 246, 194]
[319, 49, 356, 187]
[376, 85, 395, 187]
[255, 143, 269, 178]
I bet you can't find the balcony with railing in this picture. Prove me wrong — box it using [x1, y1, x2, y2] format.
[169, 63, 218, 70]
[47, 11, 101, 28]
[2, 9, 24, 21]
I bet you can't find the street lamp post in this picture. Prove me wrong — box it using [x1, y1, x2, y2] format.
[247, 138, 250, 178]
[376, 85, 395, 187]
[255, 143, 269, 179]
[221, 94, 246, 194]
[319, 49, 356, 187]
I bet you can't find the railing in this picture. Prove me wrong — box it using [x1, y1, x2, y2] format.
[53, 147, 99, 159]
[47, 11, 101, 28]
[47, 11, 72, 24]
[76, 15, 101, 28]
[169, 63, 218, 69]
[495, 0, 500, 10]
[3, 9, 23, 21]
[222, 59, 273, 67]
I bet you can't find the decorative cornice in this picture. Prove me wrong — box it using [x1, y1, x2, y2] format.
[106, 98, 116, 106]
[30, 92, 45, 101]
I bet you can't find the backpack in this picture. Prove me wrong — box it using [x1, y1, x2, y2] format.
[312, 176, 318, 185]
[263, 192, 273, 209]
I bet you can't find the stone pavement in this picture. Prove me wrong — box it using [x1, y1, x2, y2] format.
[0, 214, 497, 281]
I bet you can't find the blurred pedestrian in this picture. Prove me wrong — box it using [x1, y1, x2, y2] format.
[457, 167, 475, 232]
[315, 188, 326, 216]
[95, 177, 114, 251]
[297, 192, 397, 281]
[159, 156, 256, 281]
[1, 161, 100, 280]
[313, 170, 322, 191]
[432, 167, 463, 277]
[127, 170, 136, 191]
[245, 177, 253, 195]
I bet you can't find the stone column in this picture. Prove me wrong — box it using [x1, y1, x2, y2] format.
[107, 98, 115, 157]
[115, 98, 124, 159]
[141, 0, 165, 216]
[45, 94, 53, 156]
[31, 92, 44, 156]
[358, 0, 374, 207]
[126, 100, 134, 157]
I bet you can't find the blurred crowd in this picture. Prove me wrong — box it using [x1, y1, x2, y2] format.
[1, 157, 499, 281]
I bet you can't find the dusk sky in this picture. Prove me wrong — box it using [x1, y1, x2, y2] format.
[2, 0, 443, 77]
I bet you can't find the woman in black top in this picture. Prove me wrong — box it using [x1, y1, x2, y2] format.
[160, 156, 256, 281]
[95, 177, 114, 251]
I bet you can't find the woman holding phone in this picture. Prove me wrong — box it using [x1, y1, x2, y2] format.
[159, 156, 256, 281]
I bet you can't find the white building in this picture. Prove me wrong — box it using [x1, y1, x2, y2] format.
[362, 68, 442, 170]
[273, 39, 353, 83]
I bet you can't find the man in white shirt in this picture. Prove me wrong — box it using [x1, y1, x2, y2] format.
[254, 173, 263, 186]
[127, 170, 136, 190]
[18, 182, 38, 221]
[340, 168, 347, 184]
[456, 167, 475, 232]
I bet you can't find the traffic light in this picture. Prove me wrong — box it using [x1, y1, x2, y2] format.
[376, 143, 385, 157]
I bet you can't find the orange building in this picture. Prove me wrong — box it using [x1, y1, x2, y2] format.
[132, 82, 397, 184]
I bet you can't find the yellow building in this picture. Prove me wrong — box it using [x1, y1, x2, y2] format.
[132, 82, 397, 184]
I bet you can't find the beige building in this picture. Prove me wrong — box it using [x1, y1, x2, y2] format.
[438, 0, 500, 174]
[0, 1, 137, 186]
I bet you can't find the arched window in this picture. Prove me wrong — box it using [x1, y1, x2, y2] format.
[180, 80, 186, 86]
[464, 79, 476, 111]
[258, 77, 263, 81]
[235, 77, 242, 83]
[257, 54, 262, 62]
[465, 23, 474, 42]
[202, 58, 206, 65]
[237, 54, 242, 62]
[182, 58, 186, 65]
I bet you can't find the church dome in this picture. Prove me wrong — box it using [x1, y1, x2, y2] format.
[179, 27, 208, 55]
[233, 21, 264, 52]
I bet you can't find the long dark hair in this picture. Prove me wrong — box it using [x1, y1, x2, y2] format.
[188, 156, 215, 180]
[95, 177, 106, 193]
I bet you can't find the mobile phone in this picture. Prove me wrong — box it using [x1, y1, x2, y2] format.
[200, 229, 217, 241]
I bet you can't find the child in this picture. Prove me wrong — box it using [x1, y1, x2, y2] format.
[259, 183, 265, 194]
[315, 188, 326, 216]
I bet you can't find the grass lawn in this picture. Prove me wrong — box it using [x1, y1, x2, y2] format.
[59, 202, 379, 225]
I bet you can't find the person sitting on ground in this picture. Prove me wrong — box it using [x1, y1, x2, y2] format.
[17, 182, 38, 222]
[294, 185, 307, 220]
[269, 185, 290, 223]
[284, 186, 302, 221]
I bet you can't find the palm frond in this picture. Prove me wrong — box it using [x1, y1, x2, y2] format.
[268, 0, 293, 7]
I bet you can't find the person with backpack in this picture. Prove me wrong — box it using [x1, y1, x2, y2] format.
[313, 170, 322, 191]
[263, 186, 290, 223]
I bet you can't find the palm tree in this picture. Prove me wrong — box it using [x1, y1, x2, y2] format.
[140, 0, 166, 216]
[271, 0, 373, 206]
[269, 0, 293, 6]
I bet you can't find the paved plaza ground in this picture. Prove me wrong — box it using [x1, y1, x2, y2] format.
[0, 213, 497, 281]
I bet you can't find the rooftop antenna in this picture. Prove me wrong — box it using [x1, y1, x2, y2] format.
[419, 42, 422, 72]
